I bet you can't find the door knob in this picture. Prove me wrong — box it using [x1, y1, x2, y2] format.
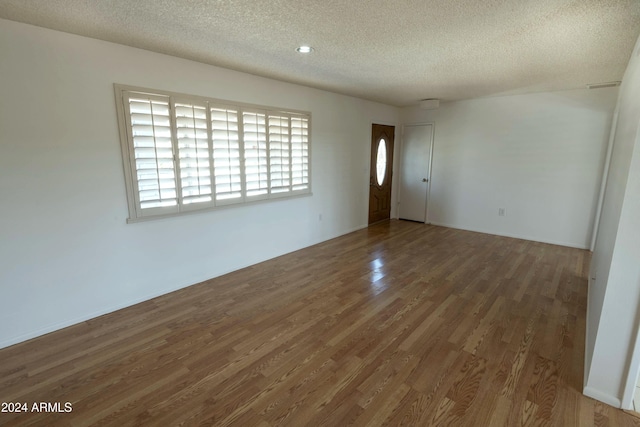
[422, 178, 428, 182]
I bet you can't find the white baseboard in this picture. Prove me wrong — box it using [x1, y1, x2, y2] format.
[429, 221, 590, 250]
[584, 278, 592, 395]
[583, 386, 622, 408]
[0, 223, 371, 350]
[0, 280, 194, 350]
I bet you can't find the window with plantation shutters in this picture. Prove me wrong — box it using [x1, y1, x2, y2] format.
[115, 84, 311, 222]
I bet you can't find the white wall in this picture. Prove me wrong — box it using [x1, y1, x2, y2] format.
[585, 34, 640, 408]
[0, 19, 400, 349]
[401, 89, 617, 248]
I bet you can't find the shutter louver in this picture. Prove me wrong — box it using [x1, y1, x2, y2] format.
[211, 107, 242, 201]
[291, 117, 309, 191]
[268, 115, 291, 194]
[242, 112, 268, 197]
[175, 102, 212, 205]
[128, 96, 177, 209]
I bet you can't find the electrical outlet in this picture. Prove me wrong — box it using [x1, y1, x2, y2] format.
[498, 208, 506, 217]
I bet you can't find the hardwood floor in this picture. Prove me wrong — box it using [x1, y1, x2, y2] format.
[1, 221, 638, 426]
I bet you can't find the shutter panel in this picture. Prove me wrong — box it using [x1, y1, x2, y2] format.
[174, 101, 212, 206]
[268, 115, 291, 194]
[211, 107, 242, 201]
[127, 95, 177, 210]
[242, 111, 268, 198]
[291, 116, 309, 191]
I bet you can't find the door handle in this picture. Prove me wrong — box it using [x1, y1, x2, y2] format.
[422, 178, 428, 182]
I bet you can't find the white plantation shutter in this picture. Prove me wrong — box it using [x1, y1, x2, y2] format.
[126, 94, 178, 211]
[174, 101, 213, 206]
[291, 117, 309, 191]
[268, 115, 291, 193]
[242, 111, 268, 198]
[116, 85, 311, 221]
[211, 107, 242, 201]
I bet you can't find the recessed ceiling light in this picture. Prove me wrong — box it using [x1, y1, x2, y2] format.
[296, 45, 314, 54]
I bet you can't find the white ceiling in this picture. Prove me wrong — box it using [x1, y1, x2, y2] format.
[1, 0, 639, 106]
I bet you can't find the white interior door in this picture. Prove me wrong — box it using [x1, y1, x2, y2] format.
[399, 124, 433, 222]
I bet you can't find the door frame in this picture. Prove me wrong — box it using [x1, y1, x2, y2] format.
[398, 122, 435, 224]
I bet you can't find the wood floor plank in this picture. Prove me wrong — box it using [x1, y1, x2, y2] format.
[1, 220, 639, 426]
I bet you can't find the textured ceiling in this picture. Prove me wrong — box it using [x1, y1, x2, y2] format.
[1, 0, 639, 106]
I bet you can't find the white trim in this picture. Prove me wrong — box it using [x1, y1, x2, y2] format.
[618, 119, 640, 411]
[429, 221, 591, 249]
[585, 277, 592, 395]
[583, 386, 622, 408]
[126, 190, 313, 223]
[590, 101, 620, 251]
[114, 85, 138, 220]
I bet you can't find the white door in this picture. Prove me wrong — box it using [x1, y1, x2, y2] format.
[399, 124, 433, 223]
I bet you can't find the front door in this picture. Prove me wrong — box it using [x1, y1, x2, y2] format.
[368, 124, 394, 224]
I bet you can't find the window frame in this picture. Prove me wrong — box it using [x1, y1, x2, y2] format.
[114, 84, 312, 223]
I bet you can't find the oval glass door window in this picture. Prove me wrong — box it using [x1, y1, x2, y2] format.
[376, 138, 387, 185]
